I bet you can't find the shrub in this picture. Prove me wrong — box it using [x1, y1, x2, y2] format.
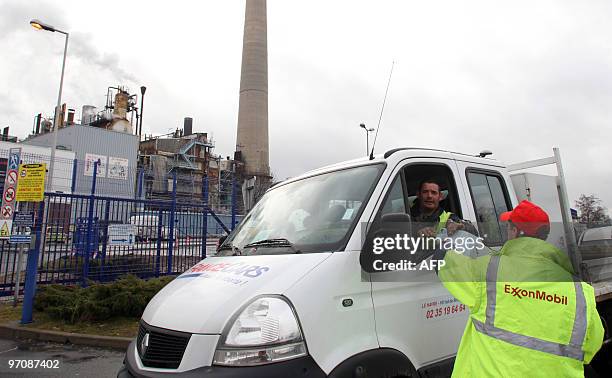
[34, 275, 174, 324]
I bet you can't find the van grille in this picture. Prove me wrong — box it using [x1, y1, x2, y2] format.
[137, 321, 191, 369]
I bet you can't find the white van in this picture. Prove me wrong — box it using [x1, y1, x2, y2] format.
[118, 148, 611, 377]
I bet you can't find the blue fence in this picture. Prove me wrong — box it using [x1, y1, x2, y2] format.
[0, 164, 246, 327]
[0, 196, 242, 298]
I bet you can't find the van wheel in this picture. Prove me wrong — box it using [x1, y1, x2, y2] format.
[328, 349, 416, 378]
[589, 302, 612, 376]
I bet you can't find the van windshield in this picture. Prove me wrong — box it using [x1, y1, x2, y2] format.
[218, 164, 384, 255]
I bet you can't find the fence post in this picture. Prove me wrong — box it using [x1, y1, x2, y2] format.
[91, 161, 99, 196]
[167, 172, 177, 274]
[136, 168, 144, 200]
[71, 158, 78, 193]
[231, 174, 237, 230]
[155, 209, 163, 277]
[82, 161, 98, 287]
[21, 200, 46, 324]
[99, 199, 110, 281]
[202, 175, 209, 259]
[135, 168, 141, 199]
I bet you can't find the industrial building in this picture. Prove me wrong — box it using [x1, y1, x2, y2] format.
[138, 117, 241, 214]
[14, 0, 274, 212]
[18, 83, 241, 213]
[23, 87, 140, 198]
[0, 139, 75, 194]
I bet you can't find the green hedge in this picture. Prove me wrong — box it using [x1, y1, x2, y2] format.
[34, 275, 174, 324]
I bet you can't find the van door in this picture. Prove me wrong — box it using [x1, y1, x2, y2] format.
[369, 158, 470, 372]
[454, 160, 516, 249]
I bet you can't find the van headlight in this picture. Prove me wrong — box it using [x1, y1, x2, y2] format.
[213, 296, 308, 366]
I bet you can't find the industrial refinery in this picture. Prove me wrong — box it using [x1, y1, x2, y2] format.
[12, 0, 273, 212]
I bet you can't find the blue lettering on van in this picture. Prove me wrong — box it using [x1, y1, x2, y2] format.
[243, 266, 270, 278]
[187, 261, 271, 279]
[179, 273, 203, 279]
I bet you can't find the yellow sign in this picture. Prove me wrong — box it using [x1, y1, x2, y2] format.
[16, 163, 46, 202]
[0, 220, 11, 237]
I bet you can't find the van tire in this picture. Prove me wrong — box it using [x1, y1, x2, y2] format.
[328, 348, 417, 378]
[589, 301, 612, 376]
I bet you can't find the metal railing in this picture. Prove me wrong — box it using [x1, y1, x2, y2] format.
[0, 161, 246, 325]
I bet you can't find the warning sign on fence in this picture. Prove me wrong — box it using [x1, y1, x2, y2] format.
[0, 221, 11, 238]
[0, 148, 21, 239]
[15, 163, 46, 202]
[84, 153, 107, 177]
[108, 224, 136, 246]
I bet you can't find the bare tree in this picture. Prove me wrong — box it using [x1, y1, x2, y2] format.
[253, 172, 275, 204]
[575, 194, 611, 226]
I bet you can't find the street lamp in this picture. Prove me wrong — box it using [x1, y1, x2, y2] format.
[139, 86, 146, 140]
[359, 123, 375, 156]
[30, 19, 69, 191]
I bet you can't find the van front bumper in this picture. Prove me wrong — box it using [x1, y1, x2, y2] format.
[118, 340, 326, 378]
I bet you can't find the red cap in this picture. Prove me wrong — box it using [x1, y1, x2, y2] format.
[500, 200, 550, 237]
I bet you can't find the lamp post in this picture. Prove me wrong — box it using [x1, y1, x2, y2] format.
[139, 86, 146, 140]
[30, 19, 69, 191]
[359, 123, 375, 156]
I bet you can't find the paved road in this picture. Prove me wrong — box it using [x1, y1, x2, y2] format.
[0, 338, 125, 377]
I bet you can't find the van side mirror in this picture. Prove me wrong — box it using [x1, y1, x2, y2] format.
[360, 213, 413, 273]
[217, 235, 228, 252]
[377, 213, 412, 238]
[381, 213, 412, 225]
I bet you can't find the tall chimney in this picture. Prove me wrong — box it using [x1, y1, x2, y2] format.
[235, 0, 270, 177]
[184, 117, 193, 136]
[35, 113, 42, 134]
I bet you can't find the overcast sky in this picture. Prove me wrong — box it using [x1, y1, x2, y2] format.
[1, 0, 611, 210]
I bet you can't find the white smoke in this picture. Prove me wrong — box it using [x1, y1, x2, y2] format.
[70, 32, 138, 84]
[0, 0, 137, 84]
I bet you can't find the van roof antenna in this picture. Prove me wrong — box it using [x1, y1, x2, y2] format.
[369, 61, 395, 160]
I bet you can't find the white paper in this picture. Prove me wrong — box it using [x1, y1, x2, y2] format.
[108, 156, 129, 180]
[84, 153, 107, 177]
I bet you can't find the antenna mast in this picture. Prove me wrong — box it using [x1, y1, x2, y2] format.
[369, 61, 394, 160]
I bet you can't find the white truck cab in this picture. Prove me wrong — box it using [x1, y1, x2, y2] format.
[119, 147, 611, 377]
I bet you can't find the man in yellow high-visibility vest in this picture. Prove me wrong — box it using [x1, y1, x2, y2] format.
[410, 178, 474, 237]
[439, 200, 604, 377]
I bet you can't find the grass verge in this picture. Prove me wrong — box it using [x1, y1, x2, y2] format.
[0, 275, 175, 338]
[0, 303, 138, 338]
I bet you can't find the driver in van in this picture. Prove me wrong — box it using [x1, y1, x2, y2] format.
[410, 178, 475, 237]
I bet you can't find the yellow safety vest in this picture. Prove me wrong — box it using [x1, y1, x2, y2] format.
[436, 210, 452, 234]
[439, 237, 604, 377]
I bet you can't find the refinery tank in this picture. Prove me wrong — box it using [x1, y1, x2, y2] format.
[110, 119, 132, 133]
[110, 90, 133, 133]
[81, 105, 97, 125]
[113, 91, 129, 119]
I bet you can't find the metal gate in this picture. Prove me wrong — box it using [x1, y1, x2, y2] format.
[0, 192, 234, 297]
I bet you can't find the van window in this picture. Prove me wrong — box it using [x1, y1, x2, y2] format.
[467, 171, 511, 246]
[379, 176, 407, 217]
[219, 164, 385, 255]
[403, 164, 462, 218]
